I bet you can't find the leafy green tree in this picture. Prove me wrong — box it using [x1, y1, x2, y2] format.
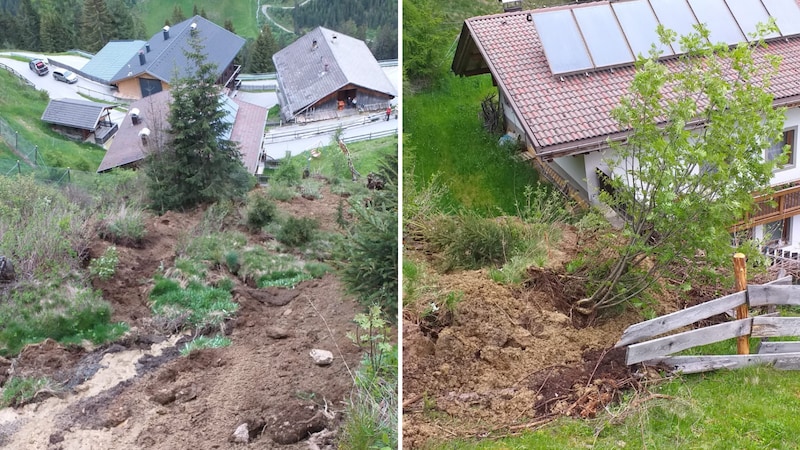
[403, 0, 449, 87]
[575, 25, 785, 315]
[144, 34, 252, 213]
[248, 24, 277, 73]
[81, 0, 112, 53]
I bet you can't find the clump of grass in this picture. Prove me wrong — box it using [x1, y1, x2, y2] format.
[179, 335, 232, 356]
[0, 284, 128, 356]
[149, 277, 239, 330]
[299, 179, 323, 199]
[277, 217, 319, 247]
[304, 262, 333, 278]
[1, 376, 55, 407]
[246, 191, 277, 231]
[266, 182, 298, 202]
[256, 269, 311, 288]
[100, 204, 147, 246]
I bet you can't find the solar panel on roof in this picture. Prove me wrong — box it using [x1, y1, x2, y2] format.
[573, 5, 634, 68]
[612, 0, 674, 58]
[687, 0, 745, 45]
[532, 10, 594, 76]
[649, 0, 703, 53]
[762, 0, 800, 37]
[726, 0, 779, 41]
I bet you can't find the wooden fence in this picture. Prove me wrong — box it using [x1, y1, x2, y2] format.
[615, 274, 800, 374]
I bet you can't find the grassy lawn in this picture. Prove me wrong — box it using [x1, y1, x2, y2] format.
[404, 74, 540, 214]
[430, 366, 800, 449]
[288, 135, 397, 179]
[0, 66, 106, 172]
[136, 0, 259, 39]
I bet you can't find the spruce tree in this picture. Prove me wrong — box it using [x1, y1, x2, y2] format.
[144, 35, 252, 213]
[223, 19, 235, 33]
[170, 5, 185, 24]
[18, 0, 40, 51]
[81, 0, 112, 53]
[248, 24, 277, 73]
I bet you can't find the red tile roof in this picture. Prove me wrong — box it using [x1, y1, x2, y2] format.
[454, 0, 800, 159]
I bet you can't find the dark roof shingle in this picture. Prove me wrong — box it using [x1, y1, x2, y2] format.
[41, 99, 115, 131]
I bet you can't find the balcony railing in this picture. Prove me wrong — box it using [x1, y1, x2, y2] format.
[733, 184, 800, 230]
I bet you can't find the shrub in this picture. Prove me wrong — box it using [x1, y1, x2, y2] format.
[246, 192, 277, 231]
[304, 262, 333, 278]
[423, 213, 522, 272]
[271, 155, 302, 186]
[88, 246, 119, 280]
[299, 179, 323, 200]
[277, 217, 319, 247]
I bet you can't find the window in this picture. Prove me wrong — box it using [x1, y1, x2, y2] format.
[766, 128, 796, 169]
[764, 218, 790, 245]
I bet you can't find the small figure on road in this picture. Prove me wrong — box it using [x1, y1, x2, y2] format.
[385, 106, 392, 121]
[352, 97, 357, 110]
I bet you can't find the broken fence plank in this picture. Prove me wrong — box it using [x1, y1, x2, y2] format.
[758, 341, 800, 354]
[616, 291, 746, 347]
[626, 318, 751, 365]
[643, 353, 800, 374]
[751, 316, 800, 338]
[747, 284, 800, 307]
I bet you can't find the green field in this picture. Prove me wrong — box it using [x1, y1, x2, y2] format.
[136, 0, 260, 39]
[404, 74, 540, 214]
[0, 63, 106, 172]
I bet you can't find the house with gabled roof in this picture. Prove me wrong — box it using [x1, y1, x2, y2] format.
[41, 98, 117, 144]
[273, 26, 396, 123]
[82, 15, 244, 99]
[96, 90, 267, 174]
[452, 0, 800, 253]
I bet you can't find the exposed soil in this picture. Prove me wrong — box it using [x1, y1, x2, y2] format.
[0, 185, 366, 449]
[402, 224, 677, 448]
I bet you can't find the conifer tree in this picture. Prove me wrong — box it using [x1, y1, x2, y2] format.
[144, 35, 252, 213]
[248, 24, 277, 73]
[170, 5, 185, 24]
[81, 0, 112, 53]
[18, 0, 40, 51]
[223, 19, 235, 34]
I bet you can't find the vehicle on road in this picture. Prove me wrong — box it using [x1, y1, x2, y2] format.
[29, 59, 48, 76]
[52, 68, 78, 84]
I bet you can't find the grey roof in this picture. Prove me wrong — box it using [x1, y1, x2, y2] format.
[81, 40, 147, 83]
[41, 98, 115, 130]
[273, 27, 396, 120]
[110, 15, 245, 84]
[97, 91, 267, 174]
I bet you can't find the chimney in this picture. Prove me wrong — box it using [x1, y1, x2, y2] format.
[145, 43, 151, 53]
[190, 22, 197, 34]
[139, 128, 150, 145]
[332, 34, 337, 43]
[162, 25, 170, 40]
[130, 108, 140, 125]
[138, 51, 146, 65]
[324, 63, 328, 72]
[312, 39, 318, 50]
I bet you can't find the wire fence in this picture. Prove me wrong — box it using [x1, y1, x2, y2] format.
[0, 115, 95, 187]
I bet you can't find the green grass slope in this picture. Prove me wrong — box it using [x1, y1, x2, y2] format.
[136, 0, 259, 39]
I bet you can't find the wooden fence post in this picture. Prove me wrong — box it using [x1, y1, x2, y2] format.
[734, 253, 749, 355]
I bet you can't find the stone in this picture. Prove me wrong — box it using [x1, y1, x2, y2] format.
[265, 327, 290, 339]
[0, 256, 14, 283]
[309, 349, 333, 366]
[230, 423, 249, 444]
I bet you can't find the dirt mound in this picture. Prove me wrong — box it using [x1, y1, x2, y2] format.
[403, 261, 642, 448]
[1, 186, 365, 448]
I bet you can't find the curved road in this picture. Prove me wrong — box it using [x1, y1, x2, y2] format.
[260, 0, 312, 34]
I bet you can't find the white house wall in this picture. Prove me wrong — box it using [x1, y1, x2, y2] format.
[769, 107, 800, 186]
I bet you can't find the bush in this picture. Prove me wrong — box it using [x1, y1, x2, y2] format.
[299, 179, 323, 200]
[277, 217, 319, 247]
[246, 192, 277, 231]
[423, 213, 522, 272]
[88, 246, 119, 280]
[271, 155, 301, 186]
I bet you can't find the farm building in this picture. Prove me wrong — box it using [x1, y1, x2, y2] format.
[40, 98, 117, 144]
[96, 91, 267, 174]
[273, 26, 396, 123]
[81, 15, 244, 99]
[452, 0, 800, 253]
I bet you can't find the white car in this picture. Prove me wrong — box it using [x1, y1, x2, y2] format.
[52, 68, 78, 84]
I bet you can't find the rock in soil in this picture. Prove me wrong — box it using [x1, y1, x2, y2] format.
[230, 423, 249, 444]
[309, 349, 334, 365]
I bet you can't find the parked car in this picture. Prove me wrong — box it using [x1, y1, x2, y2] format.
[29, 59, 48, 76]
[52, 68, 78, 84]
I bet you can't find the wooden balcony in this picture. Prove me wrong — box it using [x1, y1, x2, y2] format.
[733, 184, 800, 230]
